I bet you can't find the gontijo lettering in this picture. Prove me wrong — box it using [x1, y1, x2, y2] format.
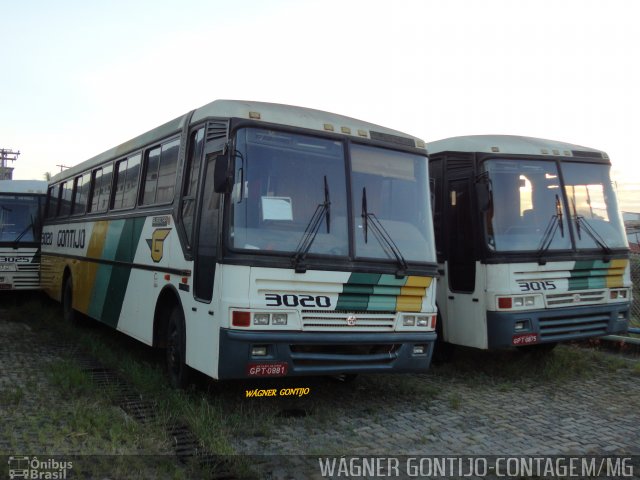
[56, 228, 86, 249]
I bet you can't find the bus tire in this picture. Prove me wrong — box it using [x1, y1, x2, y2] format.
[62, 276, 77, 325]
[166, 305, 190, 389]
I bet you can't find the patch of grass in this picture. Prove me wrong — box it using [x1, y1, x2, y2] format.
[0, 386, 24, 406]
[48, 359, 92, 398]
[448, 392, 462, 410]
[432, 343, 632, 386]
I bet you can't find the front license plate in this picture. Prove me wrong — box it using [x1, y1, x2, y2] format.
[512, 333, 539, 346]
[246, 362, 288, 377]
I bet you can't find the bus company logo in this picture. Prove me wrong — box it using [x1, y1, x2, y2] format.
[146, 228, 171, 263]
[346, 315, 357, 326]
[8, 456, 73, 479]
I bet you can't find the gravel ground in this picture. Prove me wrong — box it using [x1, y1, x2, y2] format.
[2, 301, 639, 479]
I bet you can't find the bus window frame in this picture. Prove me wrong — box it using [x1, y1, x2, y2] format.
[139, 135, 181, 208]
[111, 152, 142, 212]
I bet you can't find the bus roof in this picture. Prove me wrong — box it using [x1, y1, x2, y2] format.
[427, 135, 608, 160]
[0, 180, 48, 194]
[52, 99, 426, 183]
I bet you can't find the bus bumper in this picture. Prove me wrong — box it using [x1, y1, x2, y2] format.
[486, 303, 630, 349]
[218, 329, 436, 379]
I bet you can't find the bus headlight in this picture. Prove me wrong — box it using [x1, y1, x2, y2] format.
[610, 289, 629, 300]
[403, 315, 416, 326]
[253, 313, 270, 325]
[272, 313, 288, 325]
[497, 295, 540, 310]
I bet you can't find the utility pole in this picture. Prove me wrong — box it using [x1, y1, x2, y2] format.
[0, 148, 20, 180]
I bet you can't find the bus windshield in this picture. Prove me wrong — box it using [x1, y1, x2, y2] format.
[230, 128, 434, 263]
[562, 162, 628, 250]
[483, 159, 628, 252]
[482, 159, 571, 252]
[0, 194, 40, 243]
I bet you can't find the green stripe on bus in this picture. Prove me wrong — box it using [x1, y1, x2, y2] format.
[335, 272, 408, 311]
[568, 259, 614, 291]
[335, 294, 371, 311]
[88, 220, 126, 319]
[366, 295, 397, 311]
[101, 218, 146, 327]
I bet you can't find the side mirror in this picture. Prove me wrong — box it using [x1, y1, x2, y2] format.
[476, 182, 492, 212]
[213, 153, 231, 193]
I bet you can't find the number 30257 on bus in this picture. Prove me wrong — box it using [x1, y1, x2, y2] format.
[246, 362, 289, 377]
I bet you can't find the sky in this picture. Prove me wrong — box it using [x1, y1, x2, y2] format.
[2, 0, 639, 211]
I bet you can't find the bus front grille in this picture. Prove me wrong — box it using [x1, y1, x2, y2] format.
[301, 312, 395, 331]
[538, 313, 610, 341]
[289, 344, 399, 367]
[545, 290, 606, 307]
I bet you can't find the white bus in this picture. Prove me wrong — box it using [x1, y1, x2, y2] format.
[428, 135, 631, 352]
[41, 100, 438, 386]
[0, 180, 47, 290]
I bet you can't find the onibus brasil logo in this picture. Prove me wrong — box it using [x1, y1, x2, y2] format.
[7, 456, 73, 479]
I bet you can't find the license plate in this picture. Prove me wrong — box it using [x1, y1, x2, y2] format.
[0, 283, 12, 290]
[246, 362, 288, 377]
[512, 333, 539, 346]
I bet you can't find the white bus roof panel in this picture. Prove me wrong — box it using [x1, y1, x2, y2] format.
[53, 100, 426, 184]
[0, 180, 48, 194]
[191, 99, 422, 143]
[427, 135, 607, 159]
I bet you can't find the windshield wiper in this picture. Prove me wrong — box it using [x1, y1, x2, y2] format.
[361, 187, 408, 278]
[570, 196, 612, 256]
[537, 194, 565, 265]
[575, 216, 612, 255]
[13, 221, 35, 247]
[292, 176, 331, 273]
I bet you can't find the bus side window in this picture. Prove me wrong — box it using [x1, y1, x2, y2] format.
[89, 168, 103, 213]
[157, 140, 179, 203]
[71, 173, 91, 215]
[142, 138, 180, 205]
[113, 154, 141, 210]
[89, 166, 113, 213]
[45, 186, 57, 219]
[181, 128, 205, 246]
[194, 154, 221, 302]
[58, 181, 73, 217]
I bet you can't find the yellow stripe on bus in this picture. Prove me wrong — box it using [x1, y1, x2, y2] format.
[75, 221, 109, 314]
[605, 259, 628, 288]
[396, 295, 423, 312]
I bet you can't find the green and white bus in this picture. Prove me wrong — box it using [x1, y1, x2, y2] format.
[428, 135, 631, 352]
[41, 100, 438, 386]
[0, 180, 47, 290]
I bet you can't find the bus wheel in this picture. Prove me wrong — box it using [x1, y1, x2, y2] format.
[62, 276, 77, 325]
[166, 306, 190, 389]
